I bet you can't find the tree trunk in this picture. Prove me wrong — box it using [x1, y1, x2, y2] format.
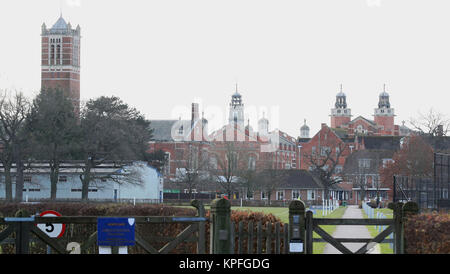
[81, 176, 89, 202]
[4, 165, 13, 201]
[14, 145, 24, 202]
[81, 164, 91, 202]
[15, 159, 24, 202]
[50, 164, 59, 201]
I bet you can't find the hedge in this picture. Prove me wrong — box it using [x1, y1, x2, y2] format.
[404, 212, 450, 254]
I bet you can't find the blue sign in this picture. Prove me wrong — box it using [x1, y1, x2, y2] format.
[97, 218, 136, 246]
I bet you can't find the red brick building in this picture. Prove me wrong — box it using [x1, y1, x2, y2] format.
[148, 91, 299, 198]
[149, 86, 412, 203]
[329, 85, 405, 137]
[41, 15, 81, 115]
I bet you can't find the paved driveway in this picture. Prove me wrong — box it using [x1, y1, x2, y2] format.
[322, 205, 380, 254]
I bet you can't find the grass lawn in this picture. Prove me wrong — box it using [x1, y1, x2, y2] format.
[361, 207, 394, 254]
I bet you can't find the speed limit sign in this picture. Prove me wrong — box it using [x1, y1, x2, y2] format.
[37, 210, 66, 238]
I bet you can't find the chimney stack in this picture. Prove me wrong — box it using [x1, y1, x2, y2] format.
[192, 103, 199, 125]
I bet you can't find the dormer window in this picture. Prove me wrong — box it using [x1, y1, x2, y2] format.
[178, 125, 184, 135]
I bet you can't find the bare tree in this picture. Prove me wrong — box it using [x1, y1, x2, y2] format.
[173, 144, 210, 199]
[209, 142, 253, 199]
[254, 152, 289, 205]
[0, 90, 31, 201]
[303, 138, 347, 200]
[409, 108, 450, 137]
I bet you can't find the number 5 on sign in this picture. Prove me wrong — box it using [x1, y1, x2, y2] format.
[36, 210, 66, 238]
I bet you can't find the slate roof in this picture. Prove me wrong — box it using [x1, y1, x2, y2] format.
[277, 169, 325, 189]
[150, 120, 192, 141]
[51, 16, 68, 30]
[342, 149, 395, 175]
[360, 136, 402, 150]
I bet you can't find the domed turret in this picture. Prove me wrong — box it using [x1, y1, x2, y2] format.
[229, 84, 245, 128]
[330, 84, 351, 128]
[300, 119, 310, 138]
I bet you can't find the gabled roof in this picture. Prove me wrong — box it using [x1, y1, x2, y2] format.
[331, 128, 349, 139]
[343, 115, 377, 127]
[277, 170, 325, 189]
[150, 120, 193, 142]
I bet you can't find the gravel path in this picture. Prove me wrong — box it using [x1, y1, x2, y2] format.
[322, 205, 381, 254]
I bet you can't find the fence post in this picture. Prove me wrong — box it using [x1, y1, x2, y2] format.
[191, 199, 206, 254]
[393, 202, 403, 254]
[288, 199, 306, 254]
[305, 210, 313, 254]
[402, 201, 419, 254]
[13, 209, 32, 255]
[210, 198, 231, 254]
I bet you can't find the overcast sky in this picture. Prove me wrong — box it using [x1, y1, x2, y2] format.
[1, 0, 449, 137]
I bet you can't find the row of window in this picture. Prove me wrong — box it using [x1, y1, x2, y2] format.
[247, 190, 318, 201]
[23, 176, 107, 183]
[22, 188, 98, 193]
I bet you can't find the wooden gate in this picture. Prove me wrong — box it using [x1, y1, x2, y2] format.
[0, 200, 207, 254]
[303, 201, 419, 254]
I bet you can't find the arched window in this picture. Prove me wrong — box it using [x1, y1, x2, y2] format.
[357, 125, 364, 133]
[248, 156, 256, 170]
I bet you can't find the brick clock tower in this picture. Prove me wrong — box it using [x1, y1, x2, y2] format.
[41, 15, 81, 115]
[330, 85, 352, 128]
[374, 85, 395, 134]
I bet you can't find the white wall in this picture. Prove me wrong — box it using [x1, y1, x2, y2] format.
[0, 162, 163, 202]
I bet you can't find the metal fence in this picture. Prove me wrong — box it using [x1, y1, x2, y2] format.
[393, 153, 450, 211]
[434, 153, 450, 209]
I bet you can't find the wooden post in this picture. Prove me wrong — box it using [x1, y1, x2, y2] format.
[247, 221, 254, 254]
[283, 224, 289, 254]
[275, 222, 280, 254]
[14, 209, 32, 254]
[210, 198, 231, 254]
[393, 202, 403, 254]
[257, 221, 262, 254]
[288, 199, 306, 254]
[402, 201, 419, 254]
[265, 222, 272, 254]
[305, 210, 313, 254]
[238, 221, 243, 254]
[191, 199, 206, 254]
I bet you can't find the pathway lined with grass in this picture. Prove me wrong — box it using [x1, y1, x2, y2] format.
[361, 207, 394, 254]
[323, 205, 380, 254]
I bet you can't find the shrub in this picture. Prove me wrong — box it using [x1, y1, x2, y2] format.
[404, 212, 450, 254]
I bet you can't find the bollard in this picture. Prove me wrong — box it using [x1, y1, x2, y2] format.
[210, 198, 231, 254]
[288, 199, 306, 254]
